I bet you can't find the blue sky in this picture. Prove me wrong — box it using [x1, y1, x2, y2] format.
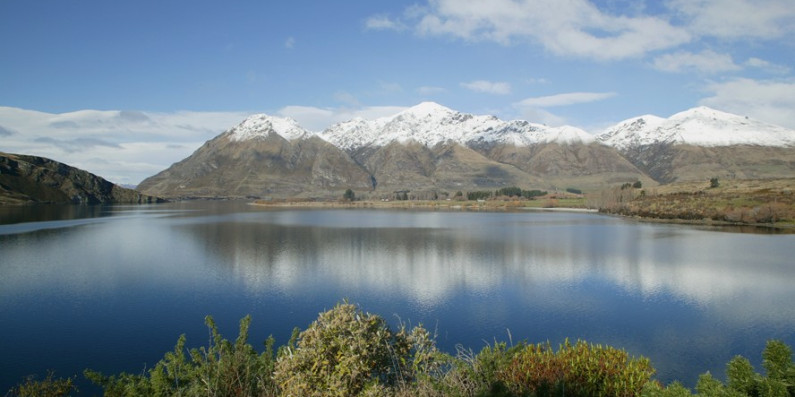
[1, 0, 794, 184]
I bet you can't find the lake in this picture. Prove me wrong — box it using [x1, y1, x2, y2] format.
[1, 201, 793, 392]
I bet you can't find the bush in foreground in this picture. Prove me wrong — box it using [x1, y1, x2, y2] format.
[8, 302, 795, 396]
[273, 301, 439, 396]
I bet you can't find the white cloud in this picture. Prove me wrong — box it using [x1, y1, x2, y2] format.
[417, 86, 447, 96]
[404, 0, 690, 60]
[460, 80, 511, 95]
[333, 91, 360, 107]
[276, 106, 334, 131]
[515, 92, 617, 107]
[700, 78, 795, 128]
[0, 106, 250, 185]
[511, 91, 617, 126]
[371, 0, 795, 63]
[745, 57, 791, 74]
[526, 78, 549, 85]
[513, 107, 568, 127]
[364, 15, 405, 31]
[278, 105, 406, 132]
[666, 0, 795, 39]
[652, 50, 741, 74]
[378, 81, 403, 93]
[0, 125, 17, 136]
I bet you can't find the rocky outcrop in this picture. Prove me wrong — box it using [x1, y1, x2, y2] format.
[0, 152, 163, 205]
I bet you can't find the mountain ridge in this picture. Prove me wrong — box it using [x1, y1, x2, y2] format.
[0, 152, 163, 205]
[136, 102, 795, 198]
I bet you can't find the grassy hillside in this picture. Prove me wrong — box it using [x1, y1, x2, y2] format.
[594, 178, 795, 228]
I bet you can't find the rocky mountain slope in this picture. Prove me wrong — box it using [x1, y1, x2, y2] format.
[0, 152, 162, 205]
[137, 115, 373, 198]
[137, 103, 795, 199]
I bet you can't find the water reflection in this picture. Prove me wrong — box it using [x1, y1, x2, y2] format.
[1, 204, 793, 389]
[174, 209, 795, 322]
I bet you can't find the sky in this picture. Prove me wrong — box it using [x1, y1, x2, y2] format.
[1, 0, 794, 185]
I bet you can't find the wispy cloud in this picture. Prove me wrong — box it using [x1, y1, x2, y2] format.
[375, 0, 690, 60]
[278, 105, 407, 131]
[652, 50, 741, 74]
[369, 0, 795, 63]
[667, 0, 795, 40]
[284, 37, 296, 49]
[417, 86, 447, 96]
[0, 125, 16, 136]
[34, 137, 121, 153]
[745, 58, 791, 75]
[460, 80, 511, 95]
[700, 78, 795, 128]
[516, 92, 617, 108]
[364, 15, 405, 31]
[0, 107, 250, 185]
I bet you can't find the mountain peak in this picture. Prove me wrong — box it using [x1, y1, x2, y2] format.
[398, 102, 455, 118]
[669, 106, 736, 121]
[598, 106, 795, 148]
[228, 114, 310, 142]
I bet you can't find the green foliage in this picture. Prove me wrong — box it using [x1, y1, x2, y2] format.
[11, 302, 795, 397]
[86, 315, 277, 396]
[467, 191, 492, 201]
[692, 340, 795, 397]
[762, 340, 793, 383]
[619, 182, 643, 190]
[498, 339, 655, 397]
[5, 372, 76, 397]
[727, 356, 756, 395]
[273, 301, 439, 396]
[567, 187, 584, 194]
[641, 381, 694, 397]
[493, 187, 548, 199]
[495, 187, 523, 197]
[343, 189, 355, 201]
[523, 189, 548, 198]
[710, 177, 720, 188]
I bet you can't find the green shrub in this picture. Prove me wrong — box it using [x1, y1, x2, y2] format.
[499, 339, 655, 397]
[467, 191, 492, 201]
[273, 301, 438, 397]
[5, 372, 75, 397]
[86, 315, 277, 396]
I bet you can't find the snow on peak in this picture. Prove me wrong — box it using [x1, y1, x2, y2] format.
[320, 103, 592, 150]
[597, 107, 795, 149]
[228, 114, 310, 142]
[397, 101, 455, 118]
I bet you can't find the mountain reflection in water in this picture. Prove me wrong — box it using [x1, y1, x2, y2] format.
[0, 202, 793, 391]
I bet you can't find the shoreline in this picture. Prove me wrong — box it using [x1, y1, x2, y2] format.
[247, 199, 793, 232]
[248, 199, 596, 213]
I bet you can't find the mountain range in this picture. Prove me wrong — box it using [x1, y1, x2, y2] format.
[131, 103, 795, 199]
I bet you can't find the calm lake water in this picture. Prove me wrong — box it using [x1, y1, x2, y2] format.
[1, 201, 793, 392]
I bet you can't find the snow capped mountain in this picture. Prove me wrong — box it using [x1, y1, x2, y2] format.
[224, 103, 794, 153]
[320, 101, 593, 150]
[598, 106, 795, 149]
[227, 114, 310, 142]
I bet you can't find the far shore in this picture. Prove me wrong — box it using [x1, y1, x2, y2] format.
[247, 196, 794, 231]
[248, 198, 595, 213]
